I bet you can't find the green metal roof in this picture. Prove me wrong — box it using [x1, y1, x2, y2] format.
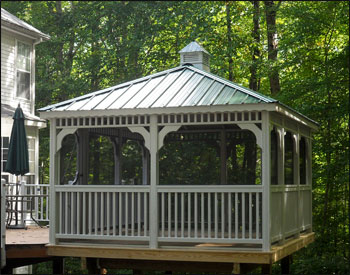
[39, 64, 277, 112]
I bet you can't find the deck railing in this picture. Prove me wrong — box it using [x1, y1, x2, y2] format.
[55, 185, 150, 241]
[5, 183, 50, 225]
[157, 186, 262, 244]
[53, 185, 263, 247]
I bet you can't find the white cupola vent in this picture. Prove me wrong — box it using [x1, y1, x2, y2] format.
[179, 41, 210, 72]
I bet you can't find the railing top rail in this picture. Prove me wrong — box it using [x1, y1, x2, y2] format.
[23, 184, 50, 187]
[157, 185, 263, 193]
[55, 185, 150, 192]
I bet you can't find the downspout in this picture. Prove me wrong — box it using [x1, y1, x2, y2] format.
[31, 38, 43, 115]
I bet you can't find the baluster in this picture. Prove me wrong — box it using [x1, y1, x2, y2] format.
[168, 192, 171, 237]
[235, 193, 238, 238]
[107, 192, 110, 236]
[208, 193, 211, 238]
[113, 192, 116, 236]
[119, 192, 122, 236]
[161, 192, 165, 237]
[77, 192, 80, 234]
[131, 192, 135, 236]
[89, 192, 92, 235]
[201, 192, 204, 238]
[242, 193, 245, 239]
[125, 192, 129, 236]
[59, 192, 62, 234]
[228, 192, 232, 238]
[215, 192, 218, 239]
[94, 192, 98, 235]
[194, 192, 198, 238]
[256, 192, 260, 239]
[175, 193, 178, 237]
[221, 192, 225, 238]
[144, 192, 148, 236]
[83, 192, 86, 235]
[188, 192, 191, 238]
[65, 192, 68, 234]
[101, 192, 104, 235]
[181, 192, 184, 238]
[138, 192, 141, 237]
[249, 192, 252, 239]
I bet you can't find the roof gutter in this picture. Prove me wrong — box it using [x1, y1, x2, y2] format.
[1, 24, 50, 41]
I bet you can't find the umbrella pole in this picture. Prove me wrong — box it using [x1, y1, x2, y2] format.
[15, 176, 18, 226]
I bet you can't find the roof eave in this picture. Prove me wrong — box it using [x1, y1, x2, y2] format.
[274, 103, 319, 131]
[1, 21, 50, 41]
[38, 103, 277, 120]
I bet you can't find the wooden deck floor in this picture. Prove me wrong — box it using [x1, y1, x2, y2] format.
[6, 226, 49, 245]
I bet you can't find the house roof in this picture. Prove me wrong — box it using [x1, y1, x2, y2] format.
[1, 8, 50, 41]
[38, 64, 277, 113]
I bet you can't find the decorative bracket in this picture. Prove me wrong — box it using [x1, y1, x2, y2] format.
[237, 123, 262, 148]
[128, 127, 151, 151]
[56, 128, 77, 152]
[158, 125, 181, 150]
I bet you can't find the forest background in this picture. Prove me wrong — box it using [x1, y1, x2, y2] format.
[1, 1, 349, 274]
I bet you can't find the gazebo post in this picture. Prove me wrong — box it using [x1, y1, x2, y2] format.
[261, 111, 271, 251]
[111, 137, 122, 185]
[49, 118, 57, 244]
[149, 115, 159, 248]
[278, 126, 286, 244]
[220, 130, 227, 185]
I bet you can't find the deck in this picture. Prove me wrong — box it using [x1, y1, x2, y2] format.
[47, 232, 314, 273]
[3, 226, 52, 271]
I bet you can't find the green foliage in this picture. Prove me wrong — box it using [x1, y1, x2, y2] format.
[1, 0, 349, 273]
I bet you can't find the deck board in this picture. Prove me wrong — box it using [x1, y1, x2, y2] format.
[6, 226, 49, 245]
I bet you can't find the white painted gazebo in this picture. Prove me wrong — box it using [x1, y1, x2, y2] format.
[39, 42, 317, 257]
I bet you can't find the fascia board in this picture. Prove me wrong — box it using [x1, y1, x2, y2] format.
[39, 103, 277, 120]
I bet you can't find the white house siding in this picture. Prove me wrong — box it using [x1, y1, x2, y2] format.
[1, 29, 33, 114]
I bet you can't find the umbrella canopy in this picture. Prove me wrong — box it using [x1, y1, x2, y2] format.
[5, 105, 29, 176]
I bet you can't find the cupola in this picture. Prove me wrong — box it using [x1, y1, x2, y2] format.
[179, 41, 210, 72]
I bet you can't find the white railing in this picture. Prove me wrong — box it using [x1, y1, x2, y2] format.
[55, 185, 150, 242]
[157, 185, 263, 244]
[270, 185, 312, 243]
[23, 184, 50, 222]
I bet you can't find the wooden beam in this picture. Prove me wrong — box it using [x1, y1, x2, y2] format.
[6, 244, 48, 258]
[270, 232, 314, 263]
[47, 232, 314, 265]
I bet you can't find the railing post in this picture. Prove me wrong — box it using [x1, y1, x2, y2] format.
[262, 111, 271, 251]
[1, 179, 6, 269]
[49, 118, 57, 244]
[149, 115, 159, 248]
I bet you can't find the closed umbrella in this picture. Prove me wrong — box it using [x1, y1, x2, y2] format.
[5, 104, 29, 228]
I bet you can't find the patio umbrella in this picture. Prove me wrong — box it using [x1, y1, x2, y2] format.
[5, 104, 29, 176]
[5, 104, 29, 228]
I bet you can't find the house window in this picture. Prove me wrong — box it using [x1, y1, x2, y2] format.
[1, 136, 9, 173]
[16, 41, 31, 100]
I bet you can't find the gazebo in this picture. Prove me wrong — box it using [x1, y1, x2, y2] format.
[39, 42, 317, 273]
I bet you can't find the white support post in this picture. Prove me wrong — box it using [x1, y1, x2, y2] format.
[295, 131, 300, 237]
[149, 115, 159, 248]
[49, 119, 57, 244]
[261, 111, 271, 251]
[278, 126, 286, 244]
[308, 138, 313, 232]
[220, 130, 227, 185]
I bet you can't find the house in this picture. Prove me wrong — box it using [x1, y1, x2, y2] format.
[1, 8, 49, 186]
[1, 8, 50, 271]
[38, 41, 317, 274]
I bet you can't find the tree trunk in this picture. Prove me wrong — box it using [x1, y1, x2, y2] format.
[226, 2, 234, 81]
[249, 1, 260, 91]
[264, 1, 281, 95]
